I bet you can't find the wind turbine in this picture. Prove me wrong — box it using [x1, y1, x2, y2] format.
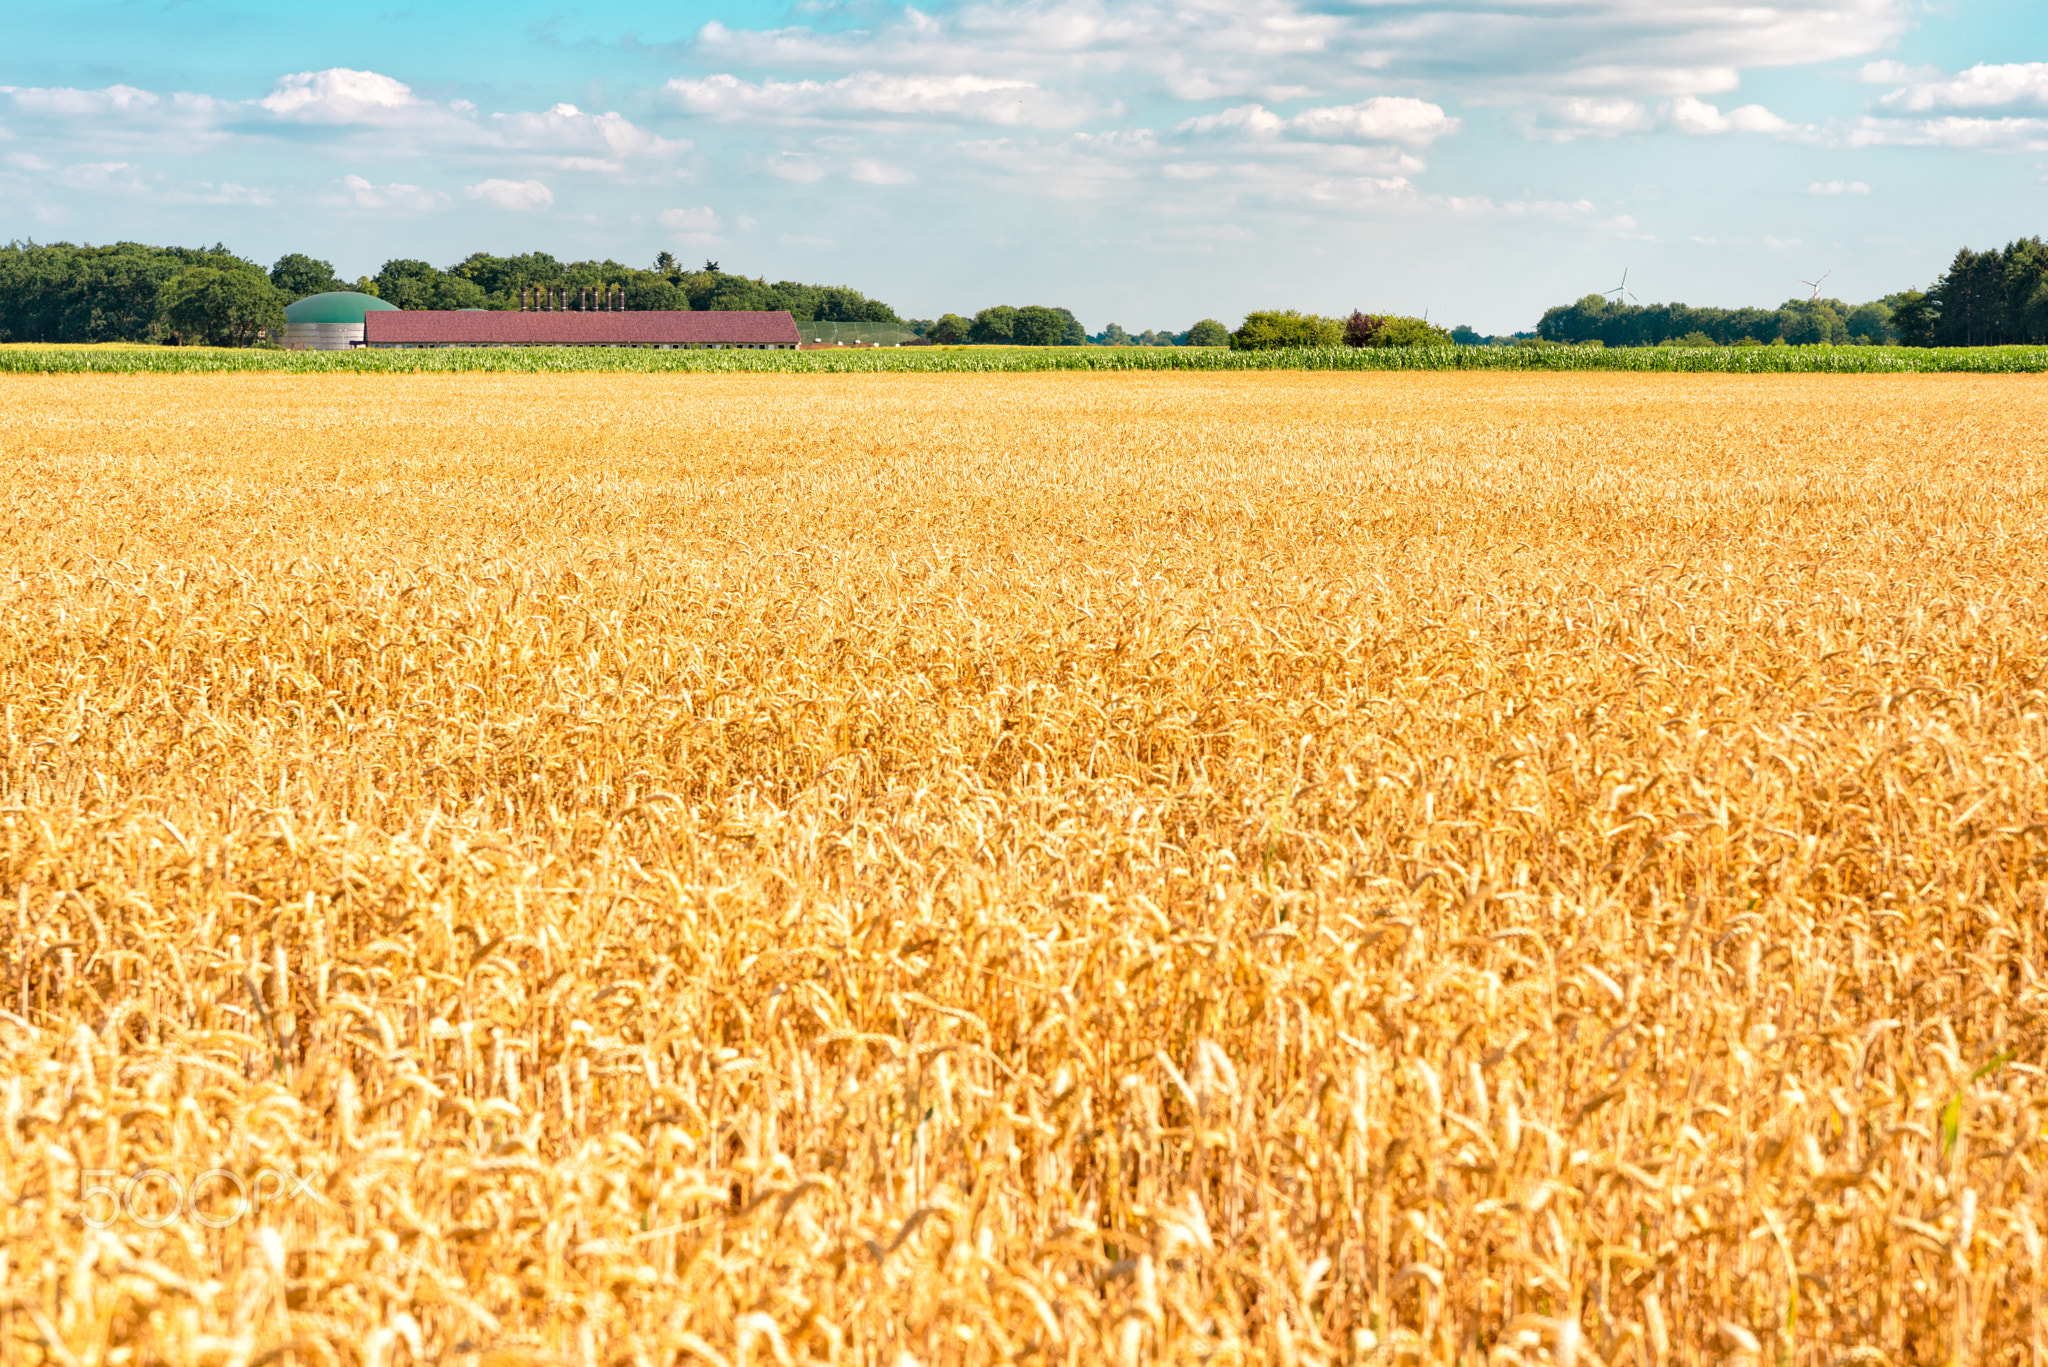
[1798, 269, 1832, 300]
[1602, 268, 1638, 304]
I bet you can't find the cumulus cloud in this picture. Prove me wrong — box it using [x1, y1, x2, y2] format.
[1521, 97, 1654, 141]
[488, 103, 690, 162]
[1806, 179, 1870, 194]
[1664, 95, 1791, 135]
[259, 68, 425, 124]
[1178, 96, 1459, 145]
[465, 178, 554, 210]
[1876, 62, 2048, 112]
[329, 174, 446, 212]
[1524, 94, 1795, 140]
[660, 205, 723, 243]
[1848, 115, 2048, 150]
[666, 72, 1087, 127]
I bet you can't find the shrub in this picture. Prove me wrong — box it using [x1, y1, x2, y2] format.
[1230, 310, 1343, 350]
[1343, 311, 1384, 347]
[1367, 316, 1454, 348]
[1184, 319, 1230, 347]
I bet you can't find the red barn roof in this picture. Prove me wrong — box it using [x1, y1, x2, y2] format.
[362, 310, 801, 347]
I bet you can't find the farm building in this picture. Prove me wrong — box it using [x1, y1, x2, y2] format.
[362, 309, 801, 350]
[283, 291, 397, 350]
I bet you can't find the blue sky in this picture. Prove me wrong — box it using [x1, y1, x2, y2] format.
[3, 0, 2043, 332]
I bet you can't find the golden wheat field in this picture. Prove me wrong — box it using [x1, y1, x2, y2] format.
[1, 371, 2046, 1367]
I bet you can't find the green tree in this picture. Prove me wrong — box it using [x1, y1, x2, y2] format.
[1010, 305, 1067, 346]
[702, 275, 786, 311]
[1231, 310, 1343, 349]
[1184, 319, 1229, 347]
[269, 253, 343, 302]
[1926, 247, 2004, 345]
[374, 259, 486, 310]
[927, 313, 971, 343]
[622, 277, 686, 311]
[2029, 279, 2048, 342]
[969, 306, 1018, 344]
[158, 267, 284, 346]
[1779, 300, 1848, 345]
[1888, 291, 1936, 347]
[1845, 301, 1893, 344]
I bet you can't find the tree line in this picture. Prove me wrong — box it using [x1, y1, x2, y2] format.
[12, 234, 2038, 350]
[1532, 237, 2048, 348]
[0, 241, 913, 346]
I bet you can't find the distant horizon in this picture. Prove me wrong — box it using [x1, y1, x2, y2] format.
[4, 0, 2044, 333]
[1, 235, 1977, 340]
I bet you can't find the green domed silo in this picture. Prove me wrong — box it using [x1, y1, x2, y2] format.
[283, 292, 398, 350]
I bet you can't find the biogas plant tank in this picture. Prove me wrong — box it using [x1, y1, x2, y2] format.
[283, 292, 397, 350]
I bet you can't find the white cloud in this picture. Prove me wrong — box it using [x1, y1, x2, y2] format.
[1806, 179, 1870, 194]
[849, 157, 915, 183]
[2, 72, 683, 176]
[1525, 94, 1795, 141]
[688, 0, 1907, 102]
[1857, 60, 1938, 84]
[186, 181, 273, 205]
[329, 174, 446, 212]
[1176, 104, 1285, 137]
[1521, 97, 1653, 141]
[1849, 115, 2048, 150]
[765, 152, 827, 182]
[666, 72, 1086, 127]
[57, 161, 145, 191]
[660, 205, 723, 244]
[1877, 62, 2048, 112]
[488, 102, 690, 162]
[0, 83, 162, 117]
[465, 178, 554, 210]
[1179, 96, 1459, 145]
[5, 151, 52, 171]
[1664, 95, 1791, 135]
[259, 68, 424, 124]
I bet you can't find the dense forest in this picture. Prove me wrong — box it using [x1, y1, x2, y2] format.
[1534, 237, 2048, 348]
